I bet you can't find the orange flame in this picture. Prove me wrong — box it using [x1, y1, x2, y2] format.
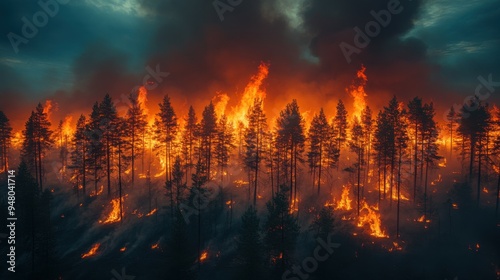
[335, 185, 353, 211]
[347, 65, 367, 120]
[200, 251, 208, 262]
[213, 93, 230, 119]
[357, 201, 388, 238]
[146, 208, 157, 216]
[43, 100, 54, 120]
[81, 243, 100, 258]
[228, 62, 269, 127]
[137, 86, 149, 115]
[99, 198, 122, 224]
[151, 242, 160, 250]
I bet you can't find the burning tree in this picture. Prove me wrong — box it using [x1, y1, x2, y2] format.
[276, 99, 305, 206]
[126, 90, 148, 185]
[307, 108, 330, 195]
[69, 115, 88, 196]
[21, 103, 54, 191]
[244, 98, 268, 206]
[154, 95, 178, 184]
[349, 117, 365, 216]
[181, 106, 199, 186]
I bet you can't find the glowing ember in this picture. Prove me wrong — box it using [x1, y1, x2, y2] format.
[200, 251, 208, 262]
[347, 65, 367, 119]
[120, 247, 126, 252]
[81, 243, 100, 258]
[416, 215, 425, 222]
[99, 198, 122, 224]
[482, 187, 489, 194]
[357, 201, 388, 238]
[335, 186, 353, 211]
[146, 208, 157, 216]
[151, 243, 160, 250]
[90, 185, 104, 197]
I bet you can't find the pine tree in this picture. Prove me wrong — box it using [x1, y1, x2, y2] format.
[244, 99, 267, 206]
[235, 207, 264, 280]
[86, 102, 105, 195]
[21, 103, 54, 191]
[276, 100, 305, 205]
[310, 207, 335, 240]
[308, 108, 330, 195]
[126, 91, 147, 185]
[264, 189, 300, 275]
[182, 106, 198, 186]
[334, 99, 349, 169]
[99, 94, 119, 195]
[69, 115, 88, 196]
[361, 106, 373, 190]
[458, 97, 491, 206]
[215, 115, 235, 187]
[155, 95, 178, 184]
[199, 102, 218, 181]
[421, 103, 440, 220]
[408, 97, 424, 202]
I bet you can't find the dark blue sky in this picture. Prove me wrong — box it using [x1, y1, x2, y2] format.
[1, 0, 499, 128]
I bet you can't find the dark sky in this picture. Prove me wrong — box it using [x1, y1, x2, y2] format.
[1, 0, 499, 129]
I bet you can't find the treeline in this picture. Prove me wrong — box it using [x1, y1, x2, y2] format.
[0, 93, 499, 217]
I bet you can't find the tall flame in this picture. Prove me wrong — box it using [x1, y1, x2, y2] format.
[335, 185, 353, 211]
[99, 198, 122, 224]
[357, 201, 388, 238]
[43, 100, 54, 121]
[348, 65, 367, 120]
[137, 86, 149, 116]
[228, 62, 269, 127]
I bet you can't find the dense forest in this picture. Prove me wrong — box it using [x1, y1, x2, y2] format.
[0, 65, 499, 280]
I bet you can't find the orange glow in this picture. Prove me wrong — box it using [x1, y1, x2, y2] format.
[151, 242, 160, 250]
[483, 187, 489, 194]
[357, 201, 388, 238]
[99, 198, 122, 224]
[137, 86, 149, 115]
[43, 100, 54, 120]
[416, 215, 425, 222]
[200, 251, 208, 262]
[347, 65, 367, 120]
[227, 62, 269, 128]
[213, 93, 230, 119]
[146, 208, 157, 216]
[90, 185, 104, 197]
[11, 131, 23, 149]
[120, 247, 127, 252]
[335, 185, 353, 211]
[81, 243, 100, 258]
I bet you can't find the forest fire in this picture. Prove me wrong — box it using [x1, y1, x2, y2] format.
[99, 198, 122, 224]
[146, 208, 157, 216]
[348, 65, 368, 119]
[335, 185, 353, 211]
[81, 243, 100, 259]
[357, 201, 388, 238]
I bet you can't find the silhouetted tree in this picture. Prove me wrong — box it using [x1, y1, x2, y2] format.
[308, 108, 330, 195]
[235, 206, 265, 280]
[155, 95, 178, 184]
[244, 99, 267, 206]
[182, 106, 198, 186]
[199, 102, 218, 181]
[276, 100, 305, 206]
[349, 117, 365, 216]
[69, 115, 88, 196]
[126, 91, 147, 185]
[334, 99, 349, 169]
[264, 189, 300, 275]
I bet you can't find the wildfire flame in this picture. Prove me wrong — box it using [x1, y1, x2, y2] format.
[200, 251, 208, 262]
[357, 201, 388, 238]
[99, 198, 122, 224]
[43, 100, 54, 120]
[227, 62, 269, 128]
[81, 243, 100, 258]
[348, 65, 367, 119]
[335, 186, 353, 211]
[146, 208, 157, 216]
